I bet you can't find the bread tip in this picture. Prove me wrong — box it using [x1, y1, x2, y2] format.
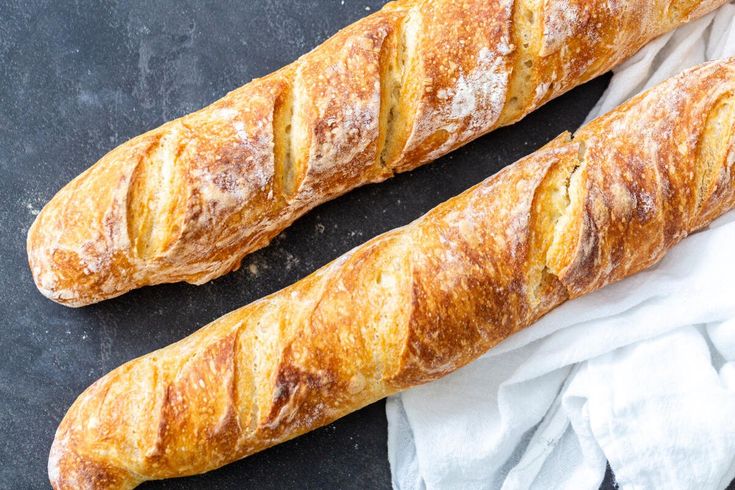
[48, 434, 142, 490]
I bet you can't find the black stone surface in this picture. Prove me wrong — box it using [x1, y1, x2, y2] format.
[0, 1, 627, 488]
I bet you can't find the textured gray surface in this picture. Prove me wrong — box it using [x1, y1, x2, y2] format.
[0, 1, 620, 488]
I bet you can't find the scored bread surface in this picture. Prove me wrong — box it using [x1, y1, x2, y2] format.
[27, 0, 728, 306]
[49, 58, 735, 489]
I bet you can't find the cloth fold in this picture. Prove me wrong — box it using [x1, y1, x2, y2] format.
[387, 4, 735, 489]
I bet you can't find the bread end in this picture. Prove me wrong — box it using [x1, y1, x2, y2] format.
[49, 436, 142, 490]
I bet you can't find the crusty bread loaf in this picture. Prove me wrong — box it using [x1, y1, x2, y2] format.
[27, 0, 728, 306]
[49, 58, 735, 489]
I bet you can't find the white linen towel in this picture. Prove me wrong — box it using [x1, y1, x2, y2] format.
[387, 4, 735, 489]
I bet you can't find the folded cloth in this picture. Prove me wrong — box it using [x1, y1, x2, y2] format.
[387, 4, 735, 489]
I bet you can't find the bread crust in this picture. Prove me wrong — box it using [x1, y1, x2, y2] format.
[27, 0, 728, 306]
[49, 58, 735, 488]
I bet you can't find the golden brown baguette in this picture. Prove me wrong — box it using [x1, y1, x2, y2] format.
[48, 58, 735, 489]
[27, 0, 728, 307]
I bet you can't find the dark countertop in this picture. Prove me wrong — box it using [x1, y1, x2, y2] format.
[0, 1, 621, 488]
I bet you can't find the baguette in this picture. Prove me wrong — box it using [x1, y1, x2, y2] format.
[27, 0, 728, 306]
[49, 58, 735, 489]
